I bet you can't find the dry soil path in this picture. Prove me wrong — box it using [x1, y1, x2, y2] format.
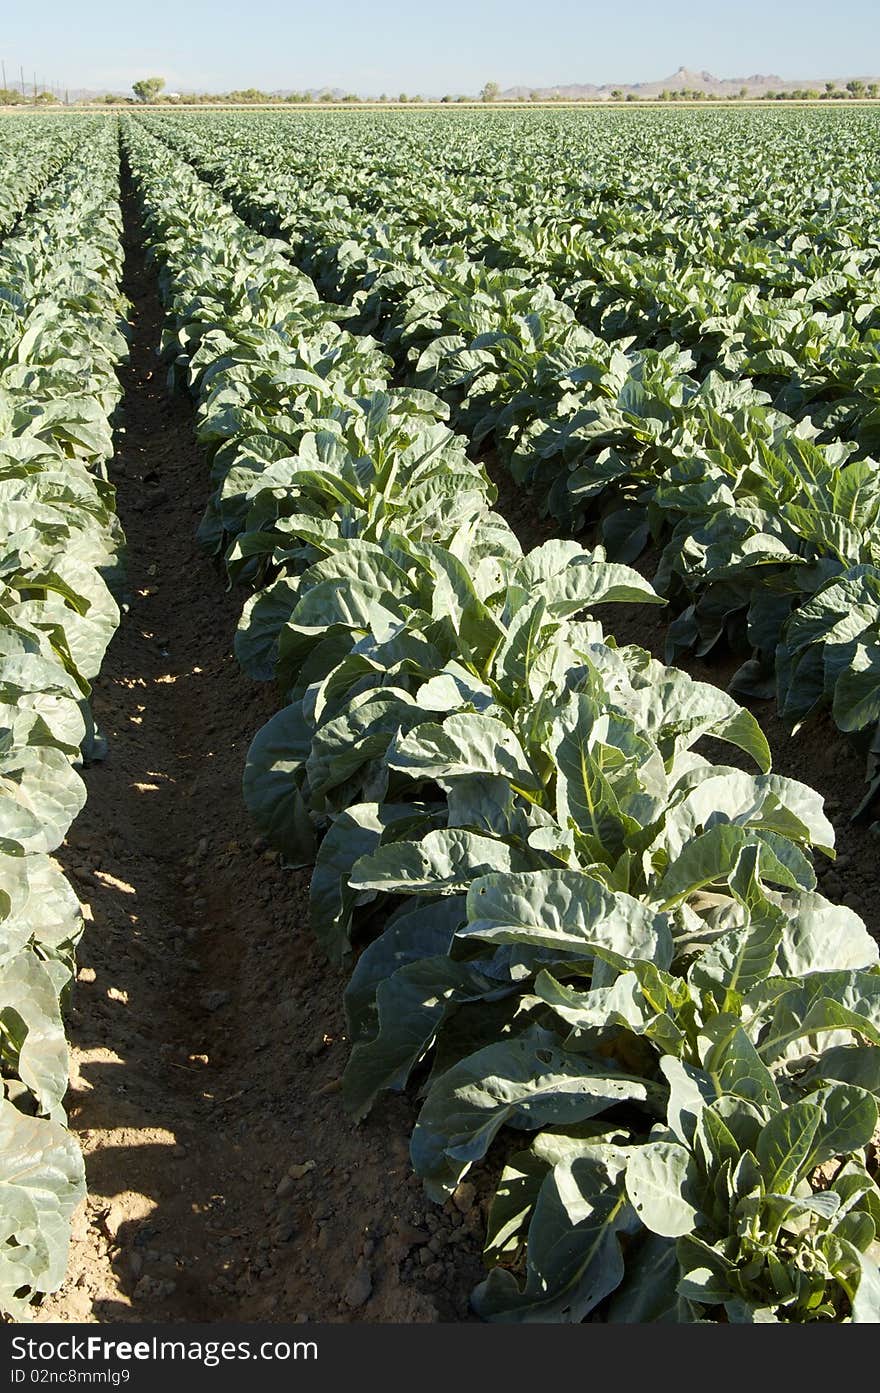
[39, 171, 484, 1325]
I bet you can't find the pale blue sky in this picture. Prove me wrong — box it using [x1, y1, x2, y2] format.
[3, 0, 877, 94]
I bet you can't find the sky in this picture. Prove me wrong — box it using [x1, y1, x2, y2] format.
[2, 0, 878, 94]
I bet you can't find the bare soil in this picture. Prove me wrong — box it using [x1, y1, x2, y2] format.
[38, 176, 485, 1325]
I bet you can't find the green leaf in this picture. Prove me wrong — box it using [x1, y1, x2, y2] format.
[805, 1084, 878, 1170]
[242, 702, 313, 863]
[606, 1232, 686, 1322]
[388, 713, 541, 790]
[483, 1147, 550, 1262]
[462, 869, 673, 966]
[755, 1102, 821, 1192]
[625, 1141, 703, 1238]
[343, 896, 464, 1044]
[310, 802, 434, 962]
[350, 828, 534, 897]
[852, 1250, 880, 1322]
[411, 1025, 657, 1198]
[699, 1014, 781, 1112]
[661, 1057, 713, 1147]
[552, 694, 639, 855]
[473, 1145, 635, 1322]
[0, 1099, 85, 1318]
[658, 825, 810, 907]
[343, 955, 504, 1120]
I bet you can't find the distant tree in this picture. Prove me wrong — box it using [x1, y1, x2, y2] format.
[398, 92, 408, 103]
[805, 89, 820, 100]
[132, 76, 165, 103]
[35, 90, 59, 104]
[529, 90, 540, 102]
[378, 92, 387, 102]
[658, 89, 669, 101]
[625, 92, 637, 102]
[825, 81, 835, 93]
[846, 79, 865, 97]
[411, 94, 423, 102]
[341, 93, 359, 102]
[610, 88, 622, 100]
[318, 90, 333, 102]
[102, 93, 119, 104]
[868, 82, 879, 98]
[480, 80, 500, 102]
[739, 86, 748, 99]
[441, 94, 452, 102]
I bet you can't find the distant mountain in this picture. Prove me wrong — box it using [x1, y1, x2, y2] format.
[63, 68, 880, 105]
[501, 66, 879, 100]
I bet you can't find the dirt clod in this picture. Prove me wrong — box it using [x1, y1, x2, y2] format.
[343, 1264, 373, 1309]
[452, 1183, 477, 1215]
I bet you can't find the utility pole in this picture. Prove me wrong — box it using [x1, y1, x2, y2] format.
[33, 71, 37, 104]
[20, 65, 25, 98]
[1, 60, 7, 92]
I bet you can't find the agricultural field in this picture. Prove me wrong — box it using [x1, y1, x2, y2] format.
[3, 105, 880, 1325]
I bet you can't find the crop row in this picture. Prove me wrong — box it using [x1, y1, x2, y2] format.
[144, 110, 880, 479]
[137, 109, 880, 275]
[123, 116, 880, 1323]
[0, 116, 105, 241]
[136, 113, 880, 810]
[0, 125, 127, 1317]
[140, 109, 880, 398]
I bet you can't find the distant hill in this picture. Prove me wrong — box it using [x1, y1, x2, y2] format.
[501, 66, 879, 100]
[63, 68, 880, 105]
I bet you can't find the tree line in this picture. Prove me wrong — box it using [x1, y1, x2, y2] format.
[124, 76, 880, 105]
[6, 76, 876, 108]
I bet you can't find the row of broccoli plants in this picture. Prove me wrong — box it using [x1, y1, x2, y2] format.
[142, 110, 880, 436]
[0, 125, 128, 1317]
[137, 109, 880, 324]
[178, 116, 880, 496]
[0, 116, 100, 241]
[123, 119, 880, 1322]
[139, 116, 880, 810]
[142, 110, 880, 473]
